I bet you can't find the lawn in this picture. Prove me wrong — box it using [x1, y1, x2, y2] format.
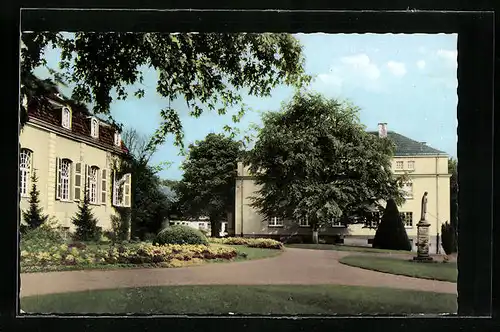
[21, 284, 457, 315]
[286, 243, 411, 254]
[339, 255, 458, 282]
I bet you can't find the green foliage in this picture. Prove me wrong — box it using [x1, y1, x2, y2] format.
[109, 210, 131, 243]
[245, 92, 404, 231]
[71, 189, 101, 242]
[22, 170, 49, 230]
[153, 225, 209, 246]
[209, 237, 284, 249]
[21, 32, 310, 148]
[176, 133, 243, 237]
[441, 221, 457, 255]
[20, 225, 66, 251]
[372, 199, 412, 251]
[448, 158, 458, 231]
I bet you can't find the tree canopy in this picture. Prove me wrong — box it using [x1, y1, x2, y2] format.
[176, 133, 243, 237]
[244, 92, 405, 232]
[21, 32, 311, 150]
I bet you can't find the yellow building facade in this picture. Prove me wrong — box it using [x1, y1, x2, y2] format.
[19, 94, 132, 233]
[233, 124, 451, 253]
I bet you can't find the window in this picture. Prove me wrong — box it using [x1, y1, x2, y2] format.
[114, 131, 121, 147]
[56, 158, 72, 201]
[299, 217, 310, 227]
[331, 218, 343, 227]
[269, 217, 283, 226]
[395, 161, 404, 170]
[87, 166, 99, 204]
[407, 160, 415, 170]
[402, 181, 414, 199]
[19, 149, 32, 197]
[90, 118, 99, 138]
[61, 107, 71, 129]
[400, 212, 413, 227]
[112, 172, 132, 207]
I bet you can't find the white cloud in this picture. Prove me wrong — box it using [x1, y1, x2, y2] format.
[386, 61, 407, 77]
[416, 60, 426, 70]
[340, 54, 381, 81]
[436, 49, 458, 63]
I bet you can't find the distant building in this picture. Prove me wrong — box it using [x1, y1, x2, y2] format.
[232, 123, 451, 253]
[19, 90, 132, 233]
[169, 216, 228, 237]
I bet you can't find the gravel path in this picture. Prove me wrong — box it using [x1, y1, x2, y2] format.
[20, 248, 457, 297]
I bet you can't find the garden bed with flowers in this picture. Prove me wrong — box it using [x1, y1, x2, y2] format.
[208, 237, 284, 249]
[20, 242, 241, 273]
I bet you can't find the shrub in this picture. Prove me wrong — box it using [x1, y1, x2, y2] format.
[71, 188, 100, 242]
[20, 226, 66, 252]
[153, 225, 209, 246]
[372, 199, 412, 251]
[208, 237, 283, 249]
[441, 221, 457, 255]
[22, 170, 48, 230]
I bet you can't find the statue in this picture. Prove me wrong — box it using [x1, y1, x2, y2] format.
[420, 191, 428, 221]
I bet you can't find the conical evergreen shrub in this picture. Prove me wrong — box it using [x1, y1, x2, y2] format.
[441, 221, 457, 255]
[372, 198, 412, 251]
[71, 185, 100, 241]
[22, 170, 48, 230]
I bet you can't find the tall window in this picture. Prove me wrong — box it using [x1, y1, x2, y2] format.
[112, 172, 132, 207]
[402, 181, 414, 199]
[407, 160, 415, 170]
[400, 212, 413, 227]
[61, 107, 71, 129]
[57, 158, 72, 201]
[88, 166, 99, 204]
[395, 161, 404, 170]
[19, 149, 32, 197]
[90, 118, 99, 138]
[269, 216, 283, 226]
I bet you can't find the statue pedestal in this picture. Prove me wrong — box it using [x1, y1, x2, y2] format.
[413, 219, 434, 262]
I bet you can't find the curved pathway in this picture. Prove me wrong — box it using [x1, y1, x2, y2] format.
[20, 248, 457, 297]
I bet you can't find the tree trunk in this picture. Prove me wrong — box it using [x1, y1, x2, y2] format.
[312, 224, 319, 244]
[210, 219, 221, 238]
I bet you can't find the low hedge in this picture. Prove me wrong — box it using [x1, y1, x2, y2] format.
[153, 225, 209, 246]
[209, 237, 283, 249]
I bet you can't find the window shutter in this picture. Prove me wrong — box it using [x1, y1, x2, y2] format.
[74, 162, 82, 201]
[55, 157, 61, 200]
[101, 169, 107, 205]
[112, 171, 118, 206]
[85, 164, 90, 200]
[123, 173, 132, 207]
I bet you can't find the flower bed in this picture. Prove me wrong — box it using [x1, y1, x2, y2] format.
[208, 237, 283, 249]
[20, 243, 238, 273]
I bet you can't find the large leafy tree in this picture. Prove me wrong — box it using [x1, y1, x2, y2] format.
[245, 92, 405, 243]
[20, 32, 310, 149]
[176, 133, 243, 237]
[121, 128, 174, 239]
[448, 157, 458, 231]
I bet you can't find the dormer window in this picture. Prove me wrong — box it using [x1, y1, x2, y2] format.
[90, 117, 99, 138]
[61, 107, 71, 129]
[114, 131, 121, 147]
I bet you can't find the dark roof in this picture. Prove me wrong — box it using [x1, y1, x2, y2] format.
[27, 98, 128, 154]
[368, 131, 447, 156]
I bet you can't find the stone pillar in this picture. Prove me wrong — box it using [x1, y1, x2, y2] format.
[413, 219, 433, 262]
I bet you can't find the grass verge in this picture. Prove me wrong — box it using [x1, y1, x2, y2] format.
[21, 284, 457, 315]
[286, 243, 412, 254]
[339, 255, 457, 282]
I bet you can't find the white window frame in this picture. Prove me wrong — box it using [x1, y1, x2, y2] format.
[299, 217, 310, 227]
[114, 131, 121, 147]
[19, 149, 32, 197]
[61, 107, 71, 129]
[268, 216, 283, 227]
[402, 181, 414, 199]
[88, 166, 100, 204]
[57, 158, 72, 201]
[400, 212, 413, 228]
[331, 218, 343, 227]
[395, 160, 404, 170]
[407, 160, 415, 171]
[112, 172, 132, 207]
[90, 117, 99, 138]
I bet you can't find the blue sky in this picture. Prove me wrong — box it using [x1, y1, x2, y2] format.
[34, 33, 458, 180]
